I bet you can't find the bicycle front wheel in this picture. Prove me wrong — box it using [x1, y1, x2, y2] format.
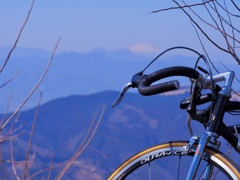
[108, 141, 240, 180]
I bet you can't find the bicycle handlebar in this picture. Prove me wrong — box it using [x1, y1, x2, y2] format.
[113, 65, 232, 107]
[136, 66, 200, 96]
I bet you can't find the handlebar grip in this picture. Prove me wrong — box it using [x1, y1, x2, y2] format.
[139, 79, 179, 95]
[138, 66, 200, 96]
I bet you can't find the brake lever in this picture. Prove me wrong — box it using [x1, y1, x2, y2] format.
[112, 83, 132, 108]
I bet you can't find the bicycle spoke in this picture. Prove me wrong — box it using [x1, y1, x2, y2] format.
[148, 162, 152, 180]
[198, 163, 209, 180]
[212, 168, 220, 179]
[177, 155, 181, 180]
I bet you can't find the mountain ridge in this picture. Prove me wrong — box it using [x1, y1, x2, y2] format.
[1, 90, 239, 179]
[0, 90, 193, 178]
[0, 46, 206, 112]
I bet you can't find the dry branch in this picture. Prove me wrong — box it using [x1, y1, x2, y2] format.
[47, 152, 53, 180]
[10, 140, 20, 180]
[56, 105, 106, 180]
[0, 71, 19, 89]
[23, 92, 42, 179]
[1, 37, 61, 130]
[0, 0, 35, 74]
[230, 0, 240, 11]
[150, 0, 213, 14]
[152, 0, 240, 64]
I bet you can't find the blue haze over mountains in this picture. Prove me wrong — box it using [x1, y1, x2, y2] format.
[0, 46, 238, 112]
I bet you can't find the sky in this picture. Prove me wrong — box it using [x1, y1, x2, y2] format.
[0, 1, 238, 61]
[0, 1, 210, 54]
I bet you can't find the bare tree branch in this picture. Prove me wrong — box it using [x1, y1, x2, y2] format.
[0, 71, 19, 89]
[0, 132, 25, 143]
[1, 114, 21, 142]
[149, 0, 213, 14]
[223, 0, 236, 50]
[153, 0, 240, 64]
[0, 0, 35, 73]
[27, 145, 37, 177]
[47, 152, 53, 180]
[27, 163, 61, 180]
[23, 92, 42, 179]
[191, 21, 219, 73]
[212, 1, 234, 54]
[172, 0, 231, 54]
[1, 37, 61, 130]
[230, 0, 240, 11]
[10, 140, 20, 180]
[215, 0, 240, 17]
[1, 92, 13, 125]
[56, 105, 106, 180]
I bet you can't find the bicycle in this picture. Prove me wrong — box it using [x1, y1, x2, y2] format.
[108, 47, 240, 179]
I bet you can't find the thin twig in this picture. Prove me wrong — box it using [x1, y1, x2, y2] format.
[0, 159, 26, 164]
[1, 92, 13, 125]
[223, 0, 236, 50]
[1, 114, 21, 143]
[230, 0, 240, 11]
[172, 0, 230, 53]
[88, 146, 108, 159]
[176, 0, 240, 63]
[47, 151, 53, 180]
[23, 92, 42, 179]
[27, 164, 62, 180]
[0, 131, 25, 143]
[0, 131, 3, 176]
[212, 1, 235, 54]
[182, 0, 240, 44]
[153, 0, 240, 64]
[0, 0, 35, 73]
[10, 140, 20, 180]
[55, 105, 106, 180]
[27, 145, 37, 176]
[75, 112, 98, 152]
[149, 0, 213, 14]
[215, 0, 240, 18]
[0, 71, 19, 89]
[1, 37, 61, 130]
[6, 123, 25, 136]
[191, 21, 219, 73]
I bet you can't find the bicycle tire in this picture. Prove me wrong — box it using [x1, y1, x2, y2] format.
[108, 141, 240, 180]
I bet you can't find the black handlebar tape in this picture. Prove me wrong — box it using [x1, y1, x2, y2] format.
[138, 66, 199, 96]
[139, 79, 179, 96]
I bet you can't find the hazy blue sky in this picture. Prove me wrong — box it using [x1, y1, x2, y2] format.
[0, 1, 207, 54]
[0, 1, 237, 59]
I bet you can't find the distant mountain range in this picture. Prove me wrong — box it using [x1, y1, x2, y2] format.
[0, 90, 239, 179]
[0, 46, 239, 112]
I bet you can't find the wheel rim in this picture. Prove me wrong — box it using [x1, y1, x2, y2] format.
[109, 141, 240, 180]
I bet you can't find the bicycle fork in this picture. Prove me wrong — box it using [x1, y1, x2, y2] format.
[185, 132, 219, 180]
